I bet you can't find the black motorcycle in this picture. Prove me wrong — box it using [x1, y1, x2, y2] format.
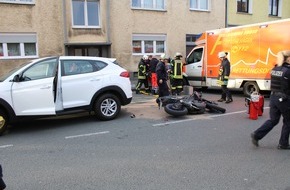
[157, 91, 226, 117]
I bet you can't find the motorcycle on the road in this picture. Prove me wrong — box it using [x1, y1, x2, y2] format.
[157, 91, 226, 117]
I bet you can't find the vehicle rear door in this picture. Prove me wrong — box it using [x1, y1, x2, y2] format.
[60, 59, 107, 109]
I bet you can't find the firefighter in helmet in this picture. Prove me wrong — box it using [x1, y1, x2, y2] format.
[135, 55, 150, 94]
[169, 52, 184, 95]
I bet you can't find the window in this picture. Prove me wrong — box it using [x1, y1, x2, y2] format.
[7, 43, 20, 56]
[132, 34, 166, 55]
[0, 43, 3, 56]
[190, 0, 209, 11]
[72, 0, 100, 28]
[186, 48, 203, 64]
[0, 33, 38, 59]
[62, 60, 107, 76]
[186, 34, 202, 55]
[237, 0, 248, 13]
[24, 43, 36, 56]
[0, 0, 34, 4]
[132, 0, 165, 10]
[269, 0, 281, 16]
[22, 59, 57, 81]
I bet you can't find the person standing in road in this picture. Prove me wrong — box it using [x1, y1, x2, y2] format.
[156, 54, 170, 99]
[169, 52, 184, 95]
[217, 52, 233, 103]
[148, 55, 159, 95]
[0, 164, 6, 190]
[135, 55, 150, 94]
[251, 50, 290, 149]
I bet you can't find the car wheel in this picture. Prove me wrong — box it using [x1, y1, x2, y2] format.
[94, 93, 121, 121]
[0, 110, 8, 136]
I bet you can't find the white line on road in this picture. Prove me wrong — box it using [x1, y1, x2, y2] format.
[65, 131, 110, 139]
[152, 107, 269, 127]
[0, 144, 13, 149]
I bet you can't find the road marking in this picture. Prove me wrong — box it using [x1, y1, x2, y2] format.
[152, 107, 269, 127]
[65, 131, 110, 139]
[0, 144, 13, 149]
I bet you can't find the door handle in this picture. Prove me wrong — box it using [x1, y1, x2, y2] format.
[90, 78, 101, 82]
[40, 85, 51, 89]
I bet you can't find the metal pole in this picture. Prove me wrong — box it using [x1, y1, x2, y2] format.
[225, 0, 228, 28]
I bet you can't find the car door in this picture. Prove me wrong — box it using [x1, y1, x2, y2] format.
[11, 58, 58, 115]
[60, 59, 107, 109]
[185, 47, 204, 87]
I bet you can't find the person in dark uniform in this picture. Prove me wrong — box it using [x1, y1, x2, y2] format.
[135, 55, 150, 94]
[217, 52, 233, 103]
[251, 50, 290, 149]
[0, 164, 6, 190]
[156, 54, 170, 99]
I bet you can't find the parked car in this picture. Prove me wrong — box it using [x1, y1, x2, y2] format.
[0, 56, 132, 135]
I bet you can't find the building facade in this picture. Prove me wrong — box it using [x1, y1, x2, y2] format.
[227, 0, 290, 26]
[0, 0, 226, 75]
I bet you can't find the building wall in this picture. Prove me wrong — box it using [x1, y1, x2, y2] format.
[227, 0, 290, 26]
[0, 0, 226, 75]
[0, 0, 64, 76]
[63, 0, 108, 44]
[110, 0, 225, 71]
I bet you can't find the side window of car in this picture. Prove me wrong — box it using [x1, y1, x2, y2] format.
[62, 60, 94, 76]
[93, 61, 107, 70]
[21, 58, 57, 81]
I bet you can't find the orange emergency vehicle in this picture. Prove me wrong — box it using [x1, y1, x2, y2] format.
[184, 18, 290, 96]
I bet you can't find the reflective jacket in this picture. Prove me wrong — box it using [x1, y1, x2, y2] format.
[170, 59, 183, 79]
[137, 59, 147, 79]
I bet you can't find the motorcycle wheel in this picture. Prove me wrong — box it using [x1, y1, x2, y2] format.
[205, 103, 226, 113]
[164, 103, 188, 116]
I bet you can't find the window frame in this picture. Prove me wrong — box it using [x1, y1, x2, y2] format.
[131, 0, 166, 11]
[0, 33, 38, 60]
[0, 0, 35, 4]
[132, 34, 166, 56]
[71, 0, 101, 29]
[189, 0, 210, 11]
[269, 0, 281, 17]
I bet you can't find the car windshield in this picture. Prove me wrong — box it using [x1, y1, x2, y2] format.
[0, 61, 32, 82]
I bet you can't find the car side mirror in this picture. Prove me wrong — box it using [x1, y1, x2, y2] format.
[13, 75, 20, 82]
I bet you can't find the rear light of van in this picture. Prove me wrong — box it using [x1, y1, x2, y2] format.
[120, 71, 130, 78]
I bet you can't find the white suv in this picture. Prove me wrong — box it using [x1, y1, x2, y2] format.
[0, 56, 132, 135]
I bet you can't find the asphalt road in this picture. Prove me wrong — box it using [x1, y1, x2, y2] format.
[1, 90, 290, 190]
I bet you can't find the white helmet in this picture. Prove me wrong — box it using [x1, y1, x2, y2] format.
[143, 55, 149, 60]
[218, 52, 226, 58]
[175, 52, 182, 58]
[160, 54, 166, 60]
